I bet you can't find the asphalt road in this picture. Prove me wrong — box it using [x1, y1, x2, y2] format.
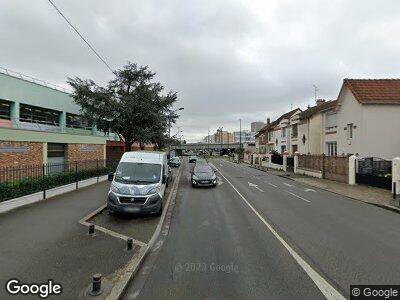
[127, 158, 400, 299]
[0, 181, 131, 300]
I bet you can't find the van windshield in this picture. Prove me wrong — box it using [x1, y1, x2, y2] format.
[114, 162, 161, 184]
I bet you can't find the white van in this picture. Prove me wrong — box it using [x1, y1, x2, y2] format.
[107, 151, 170, 215]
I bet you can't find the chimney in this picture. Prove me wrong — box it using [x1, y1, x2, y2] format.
[316, 99, 326, 106]
[267, 118, 270, 125]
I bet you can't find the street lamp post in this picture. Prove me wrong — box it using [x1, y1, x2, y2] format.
[168, 107, 184, 158]
[239, 119, 242, 162]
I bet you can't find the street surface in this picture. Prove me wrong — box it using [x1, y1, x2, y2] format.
[0, 181, 132, 300]
[126, 158, 400, 299]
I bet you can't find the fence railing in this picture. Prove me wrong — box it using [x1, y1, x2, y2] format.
[0, 160, 119, 202]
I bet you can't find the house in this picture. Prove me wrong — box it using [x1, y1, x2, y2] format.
[255, 108, 301, 155]
[335, 79, 400, 159]
[297, 99, 338, 155]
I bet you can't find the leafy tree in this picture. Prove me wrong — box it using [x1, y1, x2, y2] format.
[68, 62, 179, 151]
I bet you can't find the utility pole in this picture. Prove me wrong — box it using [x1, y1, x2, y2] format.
[239, 119, 242, 162]
[168, 107, 184, 158]
[208, 128, 210, 155]
[219, 126, 223, 155]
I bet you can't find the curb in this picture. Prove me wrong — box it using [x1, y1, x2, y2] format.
[105, 165, 182, 300]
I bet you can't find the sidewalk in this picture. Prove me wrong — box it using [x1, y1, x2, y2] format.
[248, 164, 400, 213]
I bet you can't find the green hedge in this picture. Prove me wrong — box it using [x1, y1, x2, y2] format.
[0, 166, 115, 202]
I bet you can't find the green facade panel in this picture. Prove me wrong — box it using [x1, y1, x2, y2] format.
[0, 127, 106, 144]
[0, 73, 80, 114]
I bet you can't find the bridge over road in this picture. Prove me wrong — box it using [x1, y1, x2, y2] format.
[172, 142, 241, 152]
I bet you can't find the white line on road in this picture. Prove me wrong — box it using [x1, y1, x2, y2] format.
[305, 188, 316, 193]
[211, 163, 344, 300]
[248, 182, 265, 193]
[284, 191, 311, 203]
[284, 182, 294, 187]
[267, 182, 278, 188]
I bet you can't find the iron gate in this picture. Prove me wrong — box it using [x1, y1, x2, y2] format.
[356, 157, 392, 190]
[286, 156, 294, 172]
[271, 153, 283, 165]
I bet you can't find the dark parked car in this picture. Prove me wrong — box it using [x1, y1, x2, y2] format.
[168, 157, 181, 167]
[191, 164, 217, 187]
[189, 155, 198, 163]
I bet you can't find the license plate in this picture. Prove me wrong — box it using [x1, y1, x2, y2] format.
[125, 207, 140, 213]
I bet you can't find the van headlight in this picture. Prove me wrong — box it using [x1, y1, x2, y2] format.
[192, 175, 199, 181]
[147, 185, 161, 195]
[211, 174, 216, 180]
[110, 184, 120, 194]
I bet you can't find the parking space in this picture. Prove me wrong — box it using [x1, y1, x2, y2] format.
[90, 171, 174, 244]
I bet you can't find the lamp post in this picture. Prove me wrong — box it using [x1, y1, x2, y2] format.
[239, 119, 242, 162]
[219, 126, 223, 155]
[168, 107, 184, 158]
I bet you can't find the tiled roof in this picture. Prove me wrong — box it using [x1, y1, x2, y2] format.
[256, 108, 300, 136]
[300, 100, 337, 119]
[343, 79, 400, 104]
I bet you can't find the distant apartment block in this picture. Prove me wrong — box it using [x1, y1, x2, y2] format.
[251, 121, 265, 133]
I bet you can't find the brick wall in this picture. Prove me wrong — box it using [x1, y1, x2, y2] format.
[0, 141, 43, 167]
[66, 144, 104, 163]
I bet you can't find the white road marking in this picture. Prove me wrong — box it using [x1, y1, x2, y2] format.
[285, 191, 311, 203]
[267, 182, 278, 188]
[248, 182, 265, 193]
[211, 163, 344, 300]
[305, 188, 316, 193]
[284, 182, 294, 187]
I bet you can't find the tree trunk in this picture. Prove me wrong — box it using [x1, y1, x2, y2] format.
[125, 141, 131, 152]
[140, 142, 145, 150]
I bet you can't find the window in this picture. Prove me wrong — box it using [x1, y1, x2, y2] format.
[292, 124, 298, 138]
[292, 145, 298, 153]
[47, 143, 65, 158]
[347, 123, 353, 139]
[66, 113, 90, 129]
[282, 127, 286, 137]
[281, 145, 286, 154]
[20, 104, 60, 125]
[325, 112, 337, 129]
[268, 131, 273, 141]
[326, 142, 337, 156]
[0, 100, 11, 120]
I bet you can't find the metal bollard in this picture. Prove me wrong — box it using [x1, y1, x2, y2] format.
[127, 238, 133, 250]
[90, 273, 102, 296]
[89, 224, 95, 235]
[394, 182, 397, 200]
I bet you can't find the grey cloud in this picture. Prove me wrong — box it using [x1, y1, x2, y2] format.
[1, 0, 400, 142]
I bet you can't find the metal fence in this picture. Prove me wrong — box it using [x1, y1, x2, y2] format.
[356, 157, 392, 190]
[0, 160, 119, 202]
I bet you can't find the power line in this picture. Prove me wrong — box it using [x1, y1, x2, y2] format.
[47, 0, 114, 73]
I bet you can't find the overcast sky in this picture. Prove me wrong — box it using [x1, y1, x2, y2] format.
[1, 0, 400, 142]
